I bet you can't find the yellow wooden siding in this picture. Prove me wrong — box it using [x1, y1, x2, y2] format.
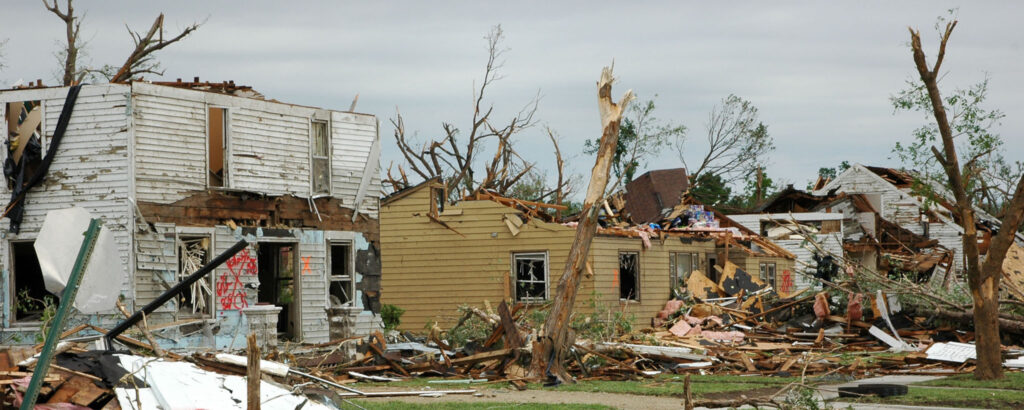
[590, 235, 717, 322]
[381, 186, 789, 330]
[381, 187, 588, 330]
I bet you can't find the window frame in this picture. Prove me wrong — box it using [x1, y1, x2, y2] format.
[759, 262, 777, 289]
[175, 233, 215, 318]
[310, 119, 331, 196]
[669, 252, 701, 290]
[8, 239, 59, 328]
[512, 251, 549, 303]
[206, 106, 230, 188]
[327, 241, 356, 308]
[618, 251, 640, 302]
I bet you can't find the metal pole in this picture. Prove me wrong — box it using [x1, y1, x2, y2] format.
[21, 218, 102, 410]
[105, 239, 249, 350]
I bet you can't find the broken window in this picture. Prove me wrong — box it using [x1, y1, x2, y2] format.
[430, 186, 445, 216]
[619, 252, 639, 301]
[669, 252, 700, 292]
[329, 242, 354, 308]
[208, 107, 228, 187]
[11, 241, 59, 323]
[177, 237, 213, 317]
[513, 252, 548, 303]
[759, 262, 777, 289]
[311, 120, 330, 194]
[4, 101, 44, 191]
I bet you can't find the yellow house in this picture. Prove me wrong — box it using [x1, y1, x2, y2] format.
[379, 180, 794, 331]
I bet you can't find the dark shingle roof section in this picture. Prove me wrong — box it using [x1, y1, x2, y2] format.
[623, 168, 689, 224]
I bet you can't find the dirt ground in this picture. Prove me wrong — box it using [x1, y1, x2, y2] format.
[357, 386, 687, 409]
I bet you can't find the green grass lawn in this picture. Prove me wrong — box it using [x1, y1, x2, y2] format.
[350, 402, 614, 410]
[915, 371, 1024, 391]
[355, 374, 799, 399]
[844, 386, 1024, 409]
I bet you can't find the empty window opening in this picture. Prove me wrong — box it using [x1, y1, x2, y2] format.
[513, 252, 548, 303]
[177, 237, 212, 317]
[670, 252, 700, 293]
[619, 252, 639, 301]
[208, 107, 228, 187]
[12, 241, 59, 322]
[430, 187, 445, 216]
[5, 101, 44, 191]
[707, 254, 719, 282]
[329, 242, 354, 308]
[759, 262, 777, 289]
[311, 120, 331, 194]
[258, 243, 298, 340]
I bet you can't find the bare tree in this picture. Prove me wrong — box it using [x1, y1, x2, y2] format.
[678, 94, 774, 185]
[529, 64, 633, 384]
[384, 26, 570, 203]
[44, 0, 201, 84]
[43, 0, 86, 85]
[906, 19, 1024, 380]
[106, 13, 201, 82]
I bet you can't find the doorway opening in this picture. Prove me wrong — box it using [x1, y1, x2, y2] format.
[257, 243, 298, 340]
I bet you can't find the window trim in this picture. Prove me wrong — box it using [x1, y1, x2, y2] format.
[759, 262, 777, 289]
[327, 240, 356, 308]
[618, 251, 640, 302]
[310, 118, 331, 196]
[7, 239, 57, 328]
[512, 251, 549, 303]
[206, 106, 230, 188]
[669, 252, 700, 291]
[175, 233, 215, 319]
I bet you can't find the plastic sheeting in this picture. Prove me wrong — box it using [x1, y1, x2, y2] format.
[35, 207, 122, 313]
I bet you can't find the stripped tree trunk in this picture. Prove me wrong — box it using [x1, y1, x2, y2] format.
[527, 66, 633, 383]
[908, 21, 1024, 380]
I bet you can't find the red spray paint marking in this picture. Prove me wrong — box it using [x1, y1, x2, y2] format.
[217, 249, 258, 310]
[780, 270, 794, 294]
[301, 256, 312, 275]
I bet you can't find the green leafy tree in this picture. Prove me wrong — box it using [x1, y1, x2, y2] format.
[583, 96, 684, 194]
[689, 173, 732, 207]
[726, 167, 778, 210]
[893, 78, 1020, 217]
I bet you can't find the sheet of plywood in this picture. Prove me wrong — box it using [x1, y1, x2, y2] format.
[1002, 244, 1024, 300]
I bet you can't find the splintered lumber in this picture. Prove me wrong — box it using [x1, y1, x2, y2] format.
[405, 348, 514, 372]
[528, 64, 634, 383]
[581, 342, 710, 362]
[247, 333, 260, 410]
[742, 293, 815, 323]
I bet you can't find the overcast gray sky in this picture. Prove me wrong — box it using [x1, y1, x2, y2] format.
[2, 1, 1022, 196]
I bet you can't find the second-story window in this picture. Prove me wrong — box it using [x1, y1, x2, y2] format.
[311, 120, 330, 194]
[208, 107, 228, 187]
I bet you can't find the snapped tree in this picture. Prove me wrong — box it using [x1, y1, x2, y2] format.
[44, 0, 202, 85]
[528, 65, 633, 384]
[582, 97, 684, 196]
[901, 19, 1024, 380]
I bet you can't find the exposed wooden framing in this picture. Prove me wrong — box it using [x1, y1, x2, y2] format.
[527, 65, 633, 383]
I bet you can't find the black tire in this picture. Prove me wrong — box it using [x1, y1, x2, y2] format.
[837, 383, 909, 398]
